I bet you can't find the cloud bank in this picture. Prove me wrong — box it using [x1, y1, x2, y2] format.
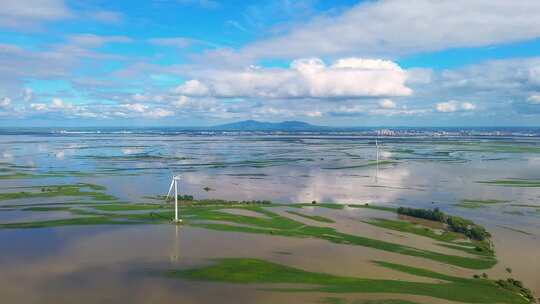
[175, 58, 412, 99]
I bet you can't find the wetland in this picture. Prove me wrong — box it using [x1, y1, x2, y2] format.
[1, 129, 539, 303]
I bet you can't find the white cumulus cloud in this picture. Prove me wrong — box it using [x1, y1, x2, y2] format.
[30, 103, 47, 111]
[175, 57, 412, 99]
[527, 95, 540, 104]
[461, 102, 477, 111]
[174, 80, 210, 96]
[378, 99, 396, 109]
[0, 97, 11, 108]
[50, 97, 71, 109]
[436, 100, 476, 113]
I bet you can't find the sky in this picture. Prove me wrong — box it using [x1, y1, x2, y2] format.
[1, 0, 540, 127]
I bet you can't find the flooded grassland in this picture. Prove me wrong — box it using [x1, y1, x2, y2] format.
[0, 133, 539, 303]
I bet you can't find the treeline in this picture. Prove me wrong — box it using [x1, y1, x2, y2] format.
[176, 194, 194, 201]
[397, 207, 491, 241]
[166, 194, 272, 206]
[195, 199, 272, 206]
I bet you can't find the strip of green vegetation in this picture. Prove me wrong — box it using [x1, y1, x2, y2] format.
[510, 204, 539, 208]
[456, 199, 508, 209]
[0, 211, 172, 229]
[0, 201, 107, 209]
[22, 206, 72, 211]
[168, 258, 527, 304]
[92, 204, 170, 212]
[0, 172, 35, 179]
[496, 225, 533, 236]
[363, 218, 461, 243]
[456, 202, 488, 209]
[436, 242, 494, 258]
[316, 203, 345, 209]
[0, 183, 115, 201]
[282, 203, 346, 209]
[320, 298, 418, 304]
[0, 170, 96, 180]
[346, 204, 397, 212]
[472, 145, 540, 154]
[286, 210, 335, 223]
[155, 194, 273, 207]
[322, 160, 396, 170]
[0, 216, 126, 228]
[478, 179, 540, 187]
[503, 210, 526, 216]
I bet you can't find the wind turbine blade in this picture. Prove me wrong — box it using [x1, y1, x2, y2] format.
[166, 178, 175, 199]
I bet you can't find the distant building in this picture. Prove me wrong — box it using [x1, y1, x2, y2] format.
[377, 129, 396, 136]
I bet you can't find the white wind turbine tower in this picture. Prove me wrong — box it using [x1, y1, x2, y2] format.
[166, 175, 182, 223]
[375, 138, 380, 184]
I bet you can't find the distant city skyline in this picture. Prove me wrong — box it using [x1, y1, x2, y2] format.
[1, 0, 540, 127]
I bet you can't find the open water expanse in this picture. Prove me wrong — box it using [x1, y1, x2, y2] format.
[0, 129, 539, 303]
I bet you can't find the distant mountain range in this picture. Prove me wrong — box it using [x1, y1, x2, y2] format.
[212, 120, 328, 131]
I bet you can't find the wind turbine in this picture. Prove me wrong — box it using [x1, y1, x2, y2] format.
[375, 138, 380, 184]
[166, 175, 182, 223]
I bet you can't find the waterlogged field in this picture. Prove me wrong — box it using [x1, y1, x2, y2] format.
[1, 131, 539, 303]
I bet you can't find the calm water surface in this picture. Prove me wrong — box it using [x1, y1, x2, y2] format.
[0, 132, 539, 302]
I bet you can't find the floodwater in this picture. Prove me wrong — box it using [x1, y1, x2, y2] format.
[0, 131, 539, 303]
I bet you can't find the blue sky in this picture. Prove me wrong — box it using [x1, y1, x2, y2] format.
[1, 0, 540, 127]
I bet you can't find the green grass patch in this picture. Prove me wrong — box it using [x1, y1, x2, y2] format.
[168, 258, 527, 303]
[503, 210, 526, 216]
[0, 170, 96, 180]
[0, 201, 108, 209]
[436, 242, 494, 258]
[496, 225, 533, 236]
[286, 210, 335, 223]
[93, 204, 170, 212]
[509, 204, 539, 208]
[0, 211, 172, 229]
[0, 183, 115, 201]
[285, 203, 345, 209]
[313, 203, 345, 209]
[456, 199, 507, 209]
[363, 218, 461, 243]
[322, 160, 396, 170]
[0, 216, 125, 229]
[347, 204, 396, 212]
[0, 172, 36, 179]
[320, 298, 419, 304]
[22, 206, 72, 211]
[478, 179, 540, 187]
